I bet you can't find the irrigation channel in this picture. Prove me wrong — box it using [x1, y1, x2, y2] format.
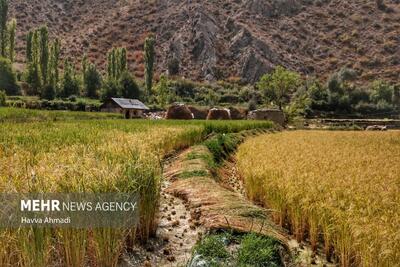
[124, 130, 337, 267]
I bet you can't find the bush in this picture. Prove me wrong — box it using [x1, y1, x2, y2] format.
[167, 57, 180, 76]
[237, 233, 281, 267]
[101, 79, 120, 101]
[68, 95, 77, 102]
[41, 84, 56, 100]
[194, 235, 229, 261]
[0, 90, 6, 106]
[0, 57, 20, 95]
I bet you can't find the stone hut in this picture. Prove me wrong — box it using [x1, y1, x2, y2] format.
[100, 98, 149, 119]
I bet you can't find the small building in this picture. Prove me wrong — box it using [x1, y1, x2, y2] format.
[248, 109, 286, 126]
[100, 98, 149, 119]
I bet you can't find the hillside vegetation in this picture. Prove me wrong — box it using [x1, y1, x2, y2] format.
[8, 0, 400, 84]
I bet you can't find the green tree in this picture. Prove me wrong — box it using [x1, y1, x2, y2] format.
[0, 56, 19, 95]
[119, 71, 140, 99]
[60, 59, 80, 97]
[370, 80, 393, 104]
[6, 18, 15, 62]
[144, 35, 155, 96]
[39, 26, 49, 85]
[84, 63, 102, 98]
[107, 47, 127, 80]
[101, 78, 119, 101]
[25, 30, 41, 94]
[48, 38, 60, 87]
[154, 74, 169, 107]
[257, 66, 301, 110]
[26, 30, 33, 63]
[0, 0, 8, 58]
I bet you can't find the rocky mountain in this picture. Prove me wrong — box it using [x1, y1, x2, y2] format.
[8, 0, 400, 85]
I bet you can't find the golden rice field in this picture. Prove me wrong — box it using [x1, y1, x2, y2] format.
[0, 110, 274, 267]
[237, 131, 400, 267]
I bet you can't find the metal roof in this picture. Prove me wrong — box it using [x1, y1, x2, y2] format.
[111, 98, 149, 110]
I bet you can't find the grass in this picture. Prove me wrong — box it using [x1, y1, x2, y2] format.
[237, 233, 282, 267]
[192, 232, 282, 267]
[193, 234, 230, 261]
[237, 131, 400, 266]
[0, 110, 274, 266]
[0, 107, 123, 122]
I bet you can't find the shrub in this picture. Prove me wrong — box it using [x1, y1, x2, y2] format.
[237, 233, 281, 267]
[167, 57, 180, 76]
[193, 235, 229, 261]
[0, 57, 19, 95]
[0, 90, 6, 106]
[41, 84, 56, 100]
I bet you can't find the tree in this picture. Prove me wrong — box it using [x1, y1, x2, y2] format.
[26, 30, 33, 63]
[84, 63, 102, 98]
[0, 56, 19, 95]
[48, 38, 60, 87]
[107, 47, 127, 80]
[6, 18, 15, 62]
[257, 66, 301, 110]
[154, 74, 169, 107]
[119, 71, 140, 99]
[0, 0, 8, 58]
[60, 59, 80, 97]
[370, 80, 393, 104]
[101, 78, 119, 101]
[25, 30, 42, 94]
[39, 26, 49, 85]
[144, 35, 155, 96]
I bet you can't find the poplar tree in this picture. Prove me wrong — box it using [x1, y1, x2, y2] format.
[0, 0, 8, 58]
[26, 30, 33, 63]
[39, 26, 49, 85]
[7, 18, 15, 62]
[107, 47, 127, 80]
[144, 35, 155, 96]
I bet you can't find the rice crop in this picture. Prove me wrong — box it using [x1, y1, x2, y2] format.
[0, 113, 273, 267]
[237, 131, 400, 267]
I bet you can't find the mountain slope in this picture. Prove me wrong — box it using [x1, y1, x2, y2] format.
[9, 0, 400, 85]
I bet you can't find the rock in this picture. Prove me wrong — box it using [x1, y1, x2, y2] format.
[167, 255, 176, 262]
[206, 108, 231, 120]
[163, 248, 171, 255]
[172, 220, 180, 227]
[165, 103, 194, 120]
[188, 254, 209, 267]
[143, 260, 152, 267]
[248, 109, 286, 126]
[240, 49, 272, 83]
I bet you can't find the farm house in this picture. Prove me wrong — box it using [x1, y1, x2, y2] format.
[100, 98, 149, 119]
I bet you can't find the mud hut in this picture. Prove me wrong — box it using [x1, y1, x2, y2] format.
[248, 109, 285, 126]
[206, 108, 231, 120]
[165, 104, 194, 120]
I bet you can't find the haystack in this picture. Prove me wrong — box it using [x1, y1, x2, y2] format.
[188, 106, 209, 120]
[229, 107, 247, 120]
[206, 108, 231, 120]
[165, 104, 194, 120]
